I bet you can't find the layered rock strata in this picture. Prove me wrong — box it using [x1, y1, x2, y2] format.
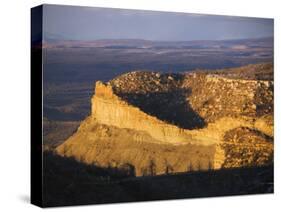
[56, 66, 273, 176]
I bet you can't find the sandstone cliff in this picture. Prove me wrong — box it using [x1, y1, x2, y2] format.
[56, 64, 273, 176]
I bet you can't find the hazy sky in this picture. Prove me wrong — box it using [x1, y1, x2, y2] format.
[43, 4, 273, 41]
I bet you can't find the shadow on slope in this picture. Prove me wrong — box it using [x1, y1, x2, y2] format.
[43, 152, 273, 207]
[119, 88, 206, 129]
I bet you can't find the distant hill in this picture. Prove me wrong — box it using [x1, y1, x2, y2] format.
[43, 37, 273, 50]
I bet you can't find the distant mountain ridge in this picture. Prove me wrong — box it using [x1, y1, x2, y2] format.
[42, 37, 273, 49]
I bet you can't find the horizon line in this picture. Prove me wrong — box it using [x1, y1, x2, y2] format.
[43, 36, 273, 43]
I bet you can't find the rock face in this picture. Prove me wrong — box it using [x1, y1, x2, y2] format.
[56, 64, 273, 176]
[92, 81, 192, 144]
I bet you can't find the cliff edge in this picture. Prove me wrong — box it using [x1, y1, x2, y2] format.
[56, 63, 273, 176]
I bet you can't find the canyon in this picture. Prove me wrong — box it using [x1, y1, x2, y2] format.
[56, 63, 273, 176]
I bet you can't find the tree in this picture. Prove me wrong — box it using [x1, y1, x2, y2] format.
[148, 160, 156, 176]
[164, 159, 173, 175]
[187, 161, 193, 172]
[120, 163, 136, 177]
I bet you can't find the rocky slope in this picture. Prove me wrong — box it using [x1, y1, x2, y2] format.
[56, 63, 273, 176]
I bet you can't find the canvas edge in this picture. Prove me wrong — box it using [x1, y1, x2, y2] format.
[31, 4, 44, 208]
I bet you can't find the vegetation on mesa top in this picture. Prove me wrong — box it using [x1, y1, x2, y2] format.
[56, 62, 273, 177]
[107, 62, 273, 129]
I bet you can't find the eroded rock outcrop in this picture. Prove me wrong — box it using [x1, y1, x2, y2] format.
[56, 64, 273, 176]
[92, 81, 192, 144]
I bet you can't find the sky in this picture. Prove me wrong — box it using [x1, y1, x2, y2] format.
[43, 4, 273, 41]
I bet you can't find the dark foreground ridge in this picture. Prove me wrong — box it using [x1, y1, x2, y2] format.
[43, 152, 273, 207]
